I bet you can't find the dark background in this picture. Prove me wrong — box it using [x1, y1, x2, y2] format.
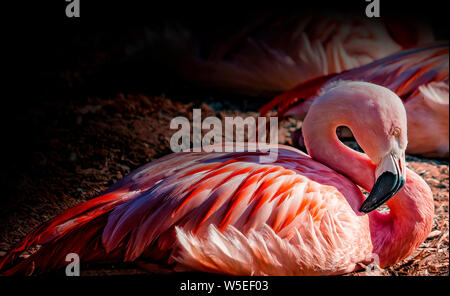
[5, 0, 449, 101]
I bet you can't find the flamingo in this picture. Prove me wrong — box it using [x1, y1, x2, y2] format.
[161, 13, 433, 96]
[0, 82, 434, 276]
[260, 42, 449, 157]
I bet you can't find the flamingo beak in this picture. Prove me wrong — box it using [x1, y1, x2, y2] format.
[359, 153, 406, 213]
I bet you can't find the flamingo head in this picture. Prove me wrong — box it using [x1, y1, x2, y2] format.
[359, 146, 407, 213]
[336, 82, 408, 213]
[304, 81, 409, 213]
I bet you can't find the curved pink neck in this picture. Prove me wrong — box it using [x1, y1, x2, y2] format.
[303, 108, 434, 267]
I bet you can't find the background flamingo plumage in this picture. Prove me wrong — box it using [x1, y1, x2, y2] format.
[158, 13, 434, 96]
[260, 43, 449, 157]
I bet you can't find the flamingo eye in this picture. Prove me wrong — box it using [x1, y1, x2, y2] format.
[393, 127, 401, 137]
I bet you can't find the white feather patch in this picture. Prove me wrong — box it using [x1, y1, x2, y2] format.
[173, 215, 372, 276]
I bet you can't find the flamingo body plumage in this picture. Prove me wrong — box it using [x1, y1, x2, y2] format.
[0, 82, 434, 276]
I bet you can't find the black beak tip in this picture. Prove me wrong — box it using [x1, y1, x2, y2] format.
[359, 199, 381, 214]
[359, 204, 371, 213]
[359, 172, 405, 214]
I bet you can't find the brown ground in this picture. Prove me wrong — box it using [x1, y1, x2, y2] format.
[0, 92, 448, 276]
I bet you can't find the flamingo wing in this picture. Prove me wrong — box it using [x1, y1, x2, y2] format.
[260, 42, 449, 119]
[0, 145, 370, 275]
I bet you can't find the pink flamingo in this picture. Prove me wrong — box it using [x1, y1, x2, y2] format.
[0, 82, 434, 275]
[260, 43, 449, 157]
